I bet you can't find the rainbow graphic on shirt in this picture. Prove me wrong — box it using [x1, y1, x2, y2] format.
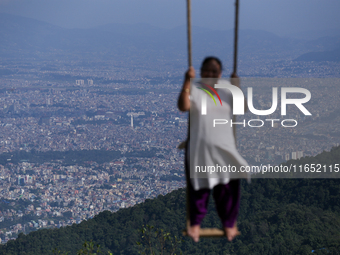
[197, 82, 222, 106]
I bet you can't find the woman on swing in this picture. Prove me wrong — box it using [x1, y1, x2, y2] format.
[178, 56, 248, 242]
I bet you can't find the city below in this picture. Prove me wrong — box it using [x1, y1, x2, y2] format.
[0, 18, 339, 243]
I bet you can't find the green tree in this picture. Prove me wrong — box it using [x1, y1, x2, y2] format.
[77, 240, 112, 255]
[136, 225, 182, 255]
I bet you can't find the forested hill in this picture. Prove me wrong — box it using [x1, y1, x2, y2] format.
[1, 148, 340, 254]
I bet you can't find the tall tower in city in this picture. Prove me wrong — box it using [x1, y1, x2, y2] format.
[131, 115, 133, 128]
[291, 152, 297, 160]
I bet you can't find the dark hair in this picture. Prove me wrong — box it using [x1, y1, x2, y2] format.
[200, 56, 223, 71]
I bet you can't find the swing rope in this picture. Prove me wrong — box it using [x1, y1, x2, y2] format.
[183, 0, 241, 238]
[232, 0, 239, 146]
[187, 0, 192, 67]
[233, 0, 239, 75]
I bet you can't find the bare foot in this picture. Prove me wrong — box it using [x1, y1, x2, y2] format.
[187, 224, 200, 242]
[224, 223, 240, 241]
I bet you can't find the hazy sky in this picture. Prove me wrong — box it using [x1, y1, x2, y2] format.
[1, 0, 340, 36]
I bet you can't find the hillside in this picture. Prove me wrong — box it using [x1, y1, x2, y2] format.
[1, 146, 340, 254]
[1, 160, 340, 254]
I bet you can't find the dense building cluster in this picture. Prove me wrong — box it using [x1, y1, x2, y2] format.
[0, 57, 339, 243]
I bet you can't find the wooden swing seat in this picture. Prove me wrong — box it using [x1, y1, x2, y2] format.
[182, 227, 225, 237]
[182, 220, 241, 238]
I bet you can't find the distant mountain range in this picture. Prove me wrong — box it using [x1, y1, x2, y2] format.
[286, 28, 340, 40]
[294, 47, 340, 62]
[1, 13, 340, 64]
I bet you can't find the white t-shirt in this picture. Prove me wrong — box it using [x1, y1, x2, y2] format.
[188, 79, 249, 190]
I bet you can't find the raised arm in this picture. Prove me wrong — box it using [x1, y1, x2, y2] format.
[178, 66, 195, 112]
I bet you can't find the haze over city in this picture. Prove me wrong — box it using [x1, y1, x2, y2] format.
[1, 0, 340, 37]
[0, 0, 339, 250]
